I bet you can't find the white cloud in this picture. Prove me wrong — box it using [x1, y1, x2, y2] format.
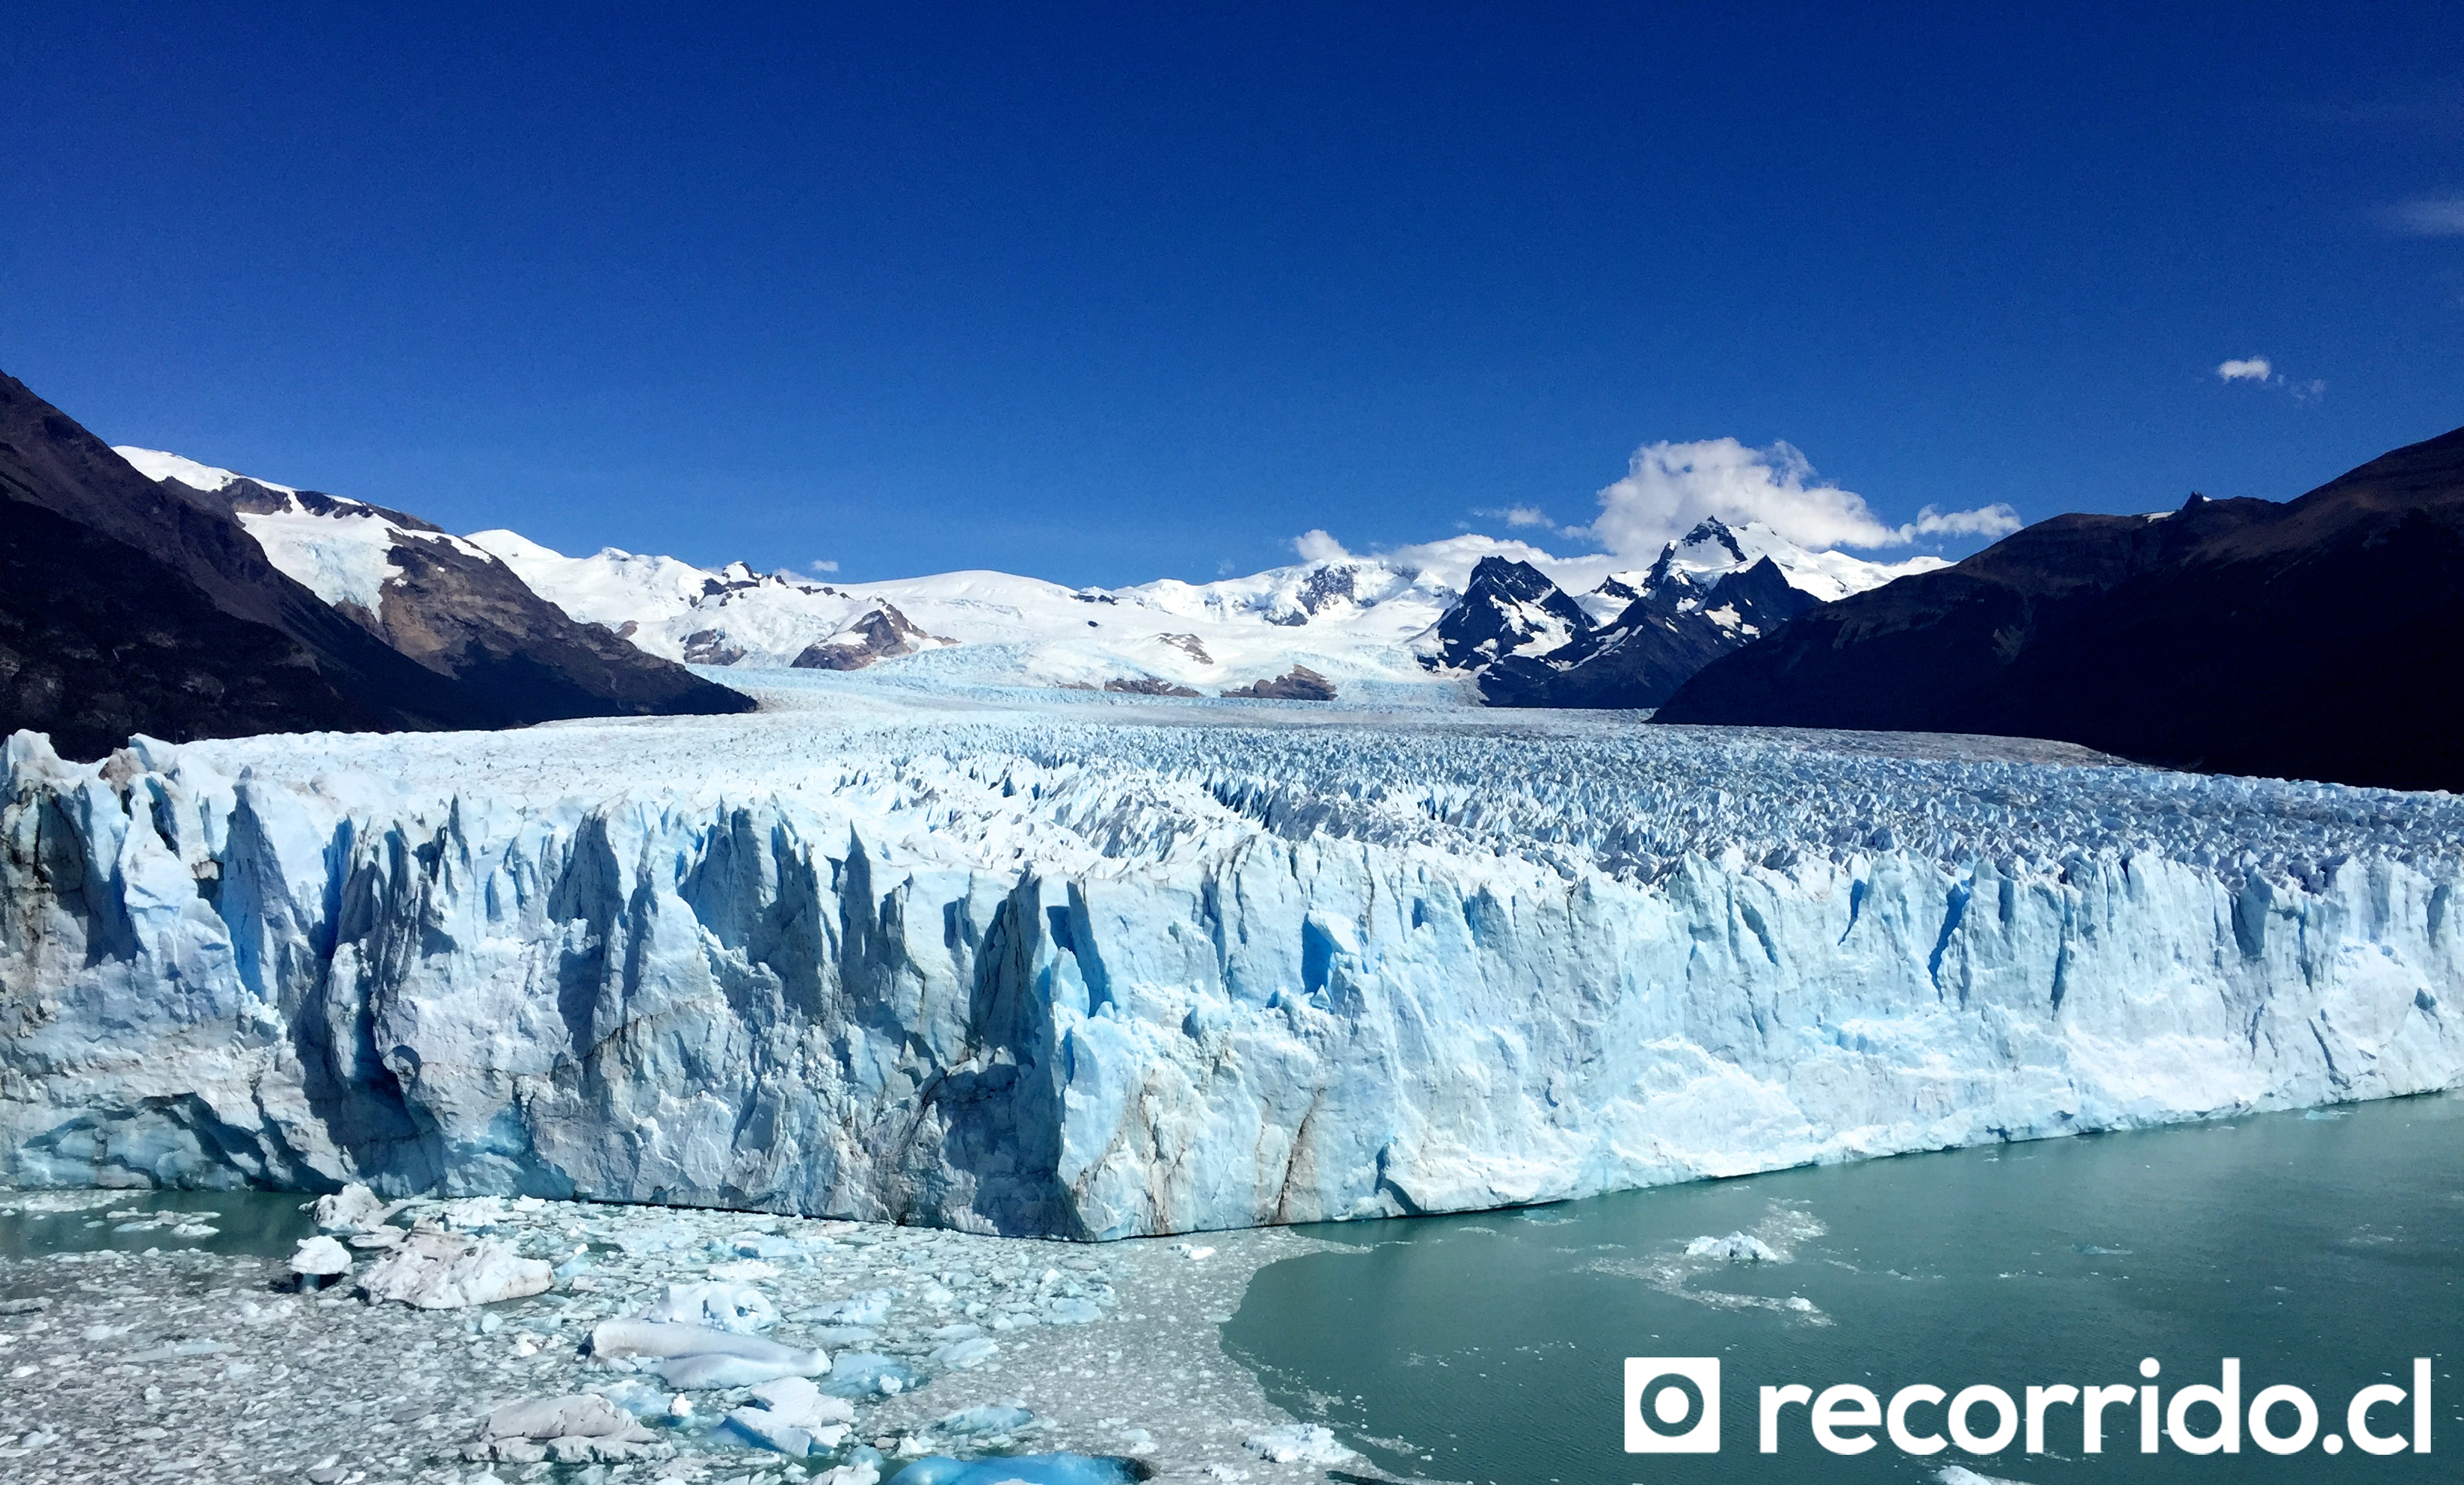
[2217, 356, 2327, 402]
[1471, 504, 1557, 528]
[808, 558, 840, 574]
[1291, 528, 1350, 562]
[1583, 438, 2019, 557]
[2389, 194, 2464, 236]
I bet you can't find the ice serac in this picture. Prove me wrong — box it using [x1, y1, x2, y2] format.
[2, 707, 2460, 1239]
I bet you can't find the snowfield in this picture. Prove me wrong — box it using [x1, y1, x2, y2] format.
[4, 673, 2459, 1237]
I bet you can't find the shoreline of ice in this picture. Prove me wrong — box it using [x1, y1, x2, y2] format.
[4, 678, 2459, 1238]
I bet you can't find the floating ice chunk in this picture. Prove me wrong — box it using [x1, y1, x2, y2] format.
[644, 1281, 778, 1333]
[583, 1378, 673, 1419]
[1243, 1423, 1358, 1465]
[1043, 1297, 1102, 1325]
[812, 1289, 894, 1327]
[746, 1376, 856, 1425]
[1686, 1232, 1780, 1262]
[438, 1197, 509, 1231]
[587, 1318, 828, 1388]
[821, 1351, 921, 1397]
[1173, 1243, 1217, 1260]
[722, 1406, 850, 1456]
[928, 1336, 999, 1370]
[467, 1394, 663, 1465]
[359, 1232, 553, 1308]
[288, 1236, 353, 1280]
[1936, 1467, 2036, 1485]
[934, 1403, 1037, 1437]
[313, 1184, 390, 1234]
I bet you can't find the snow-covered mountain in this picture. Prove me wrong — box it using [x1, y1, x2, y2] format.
[119, 447, 501, 624]
[1420, 517, 1940, 707]
[112, 445, 750, 725]
[113, 444, 1947, 710]
[471, 530, 1477, 696]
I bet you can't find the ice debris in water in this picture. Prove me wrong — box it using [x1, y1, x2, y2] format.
[722, 1374, 856, 1456]
[587, 1317, 830, 1388]
[823, 1350, 922, 1397]
[1243, 1422, 1359, 1465]
[357, 1231, 553, 1308]
[1686, 1232, 1781, 1262]
[644, 1280, 778, 1332]
[464, 1394, 666, 1465]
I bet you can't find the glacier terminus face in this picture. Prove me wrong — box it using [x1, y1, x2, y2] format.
[3, 673, 2458, 1238]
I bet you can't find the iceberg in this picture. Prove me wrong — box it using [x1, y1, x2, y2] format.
[2, 686, 2459, 1240]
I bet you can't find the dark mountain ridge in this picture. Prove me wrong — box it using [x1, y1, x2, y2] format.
[0, 369, 749, 761]
[1656, 424, 2464, 792]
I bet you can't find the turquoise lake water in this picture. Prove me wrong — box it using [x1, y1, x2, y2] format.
[1223, 1094, 2464, 1484]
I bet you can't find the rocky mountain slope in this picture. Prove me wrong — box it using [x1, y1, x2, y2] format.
[118, 447, 752, 730]
[1654, 424, 2464, 792]
[0, 372, 494, 759]
[1421, 519, 1917, 707]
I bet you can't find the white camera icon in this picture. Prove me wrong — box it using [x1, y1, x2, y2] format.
[1626, 1357, 1721, 1453]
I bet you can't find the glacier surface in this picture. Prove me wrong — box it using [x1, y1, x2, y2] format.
[2, 679, 2459, 1237]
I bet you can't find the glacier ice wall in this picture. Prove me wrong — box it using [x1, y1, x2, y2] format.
[2, 706, 2459, 1239]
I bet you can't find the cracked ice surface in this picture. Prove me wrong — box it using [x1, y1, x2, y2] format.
[3, 678, 2460, 1238]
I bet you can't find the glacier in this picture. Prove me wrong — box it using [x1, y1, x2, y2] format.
[3, 676, 2459, 1238]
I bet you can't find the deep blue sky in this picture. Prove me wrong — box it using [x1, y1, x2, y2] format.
[5, 4, 2460, 584]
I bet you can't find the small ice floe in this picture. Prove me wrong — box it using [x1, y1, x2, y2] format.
[928, 1336, 999, 1370]
[1686, 1232, 1780, 1262]
[1936, 1466, 2036, 1485]
[1043, 1297, 1102, 1324]
[359, 1231, 553, 1308]
[721, 1376, 856, 1456]
[1173, 1243, 1217, 1260]
[288, 1236, 353, 1286]
[463, 1394, 666, 1465]
[644, 1280, 778, 1332]
[582, 1378, 671, 1419]
[1243, 1423, 1358, 1465]
[811, 1289, 894, 1328]
[587, 1318, 830, 1388]
[2073, 1243, 2130, 1256]
[313, 1184, 410, 1235]
[126, 1338, 233, 1363]
[821, 1351, 921, 1398]
[107, 1212, 219, 1237]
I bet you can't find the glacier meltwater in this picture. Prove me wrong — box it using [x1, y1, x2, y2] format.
[2, 678, 2459, 1238]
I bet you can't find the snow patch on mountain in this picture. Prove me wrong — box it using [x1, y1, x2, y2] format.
[473, 533, 1473, 695]
[114, 445, 299, 497]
